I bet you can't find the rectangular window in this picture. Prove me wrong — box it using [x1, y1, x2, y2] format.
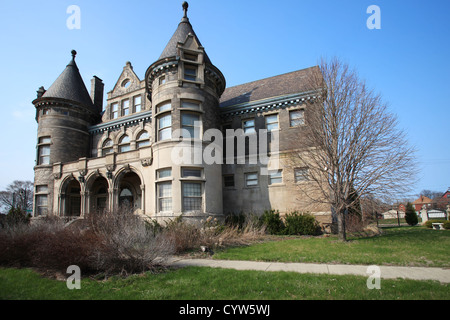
[243, 119, 256, 134]
[290, 110, 305, 127]
[122, 100, 130, 116]
[158, 114, 172, 141]
[159, 76, 166, 85]
[157, 168, 172, 179]
[269, 170, 282, 185]
[158, 182, 172, 212]
[38, 136, 51, 165]
[184, 65, 197, 81]
[35, 195, 48, 216]
[245, 172, 258, 187]
[182, 168, 202, 178]
[183, 182, 202, 211]
[184, 53, 198, 61]
[157, 102, 171, 113]
[181, 101, 201, 110]
[294, 167, 309, 182]
[265, 114, 279, 131]
[111, 103, 119, 119]
[36, 185, 48, 193]
[181, 113, 201, 139]
[223, 175, 235, 188]
[133, 96, 142, 113]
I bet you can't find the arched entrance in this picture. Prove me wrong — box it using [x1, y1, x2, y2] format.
[64, 179, 81, 217]
[116, 171, 142, 213]
[90, 176, 109, 213]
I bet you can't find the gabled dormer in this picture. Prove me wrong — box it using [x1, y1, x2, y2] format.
[177, 33, 206, 87]
[103, 61, 148, 122]
[108, 61, 142, 99]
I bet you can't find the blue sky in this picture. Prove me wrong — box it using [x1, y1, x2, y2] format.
[0, 0, 449, 198]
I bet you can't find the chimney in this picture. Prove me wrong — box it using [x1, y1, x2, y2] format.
[91, 76, 104, 114]
[36, 86, 46, 98]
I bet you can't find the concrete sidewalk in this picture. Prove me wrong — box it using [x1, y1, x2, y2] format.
[169, 258, 450, 284]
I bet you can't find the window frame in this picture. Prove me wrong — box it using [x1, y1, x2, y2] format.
[102, 139, 114, 156]
[133, 95, 142, 113]
[181, 112, 201, 139]
[122, 99, 130, 117]
[265, 114, 279, 132]
[243, 118, 256, 134]
[118, 135, 131, 153]
[37, 136, 51, 165]
[245, 172, 259, 187]
[289, 109, 305, 127]
[268, 170, 283, 185]
[182, 181, 203, 212]
[184, 64, 197, 81]
[158, 113, 172, 141]
[223, 174, 235, 188]
[111, 102, 119, 119]
[294, 167, 309, 183]
[136, 130, 150, 149]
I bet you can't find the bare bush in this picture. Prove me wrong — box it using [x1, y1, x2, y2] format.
[87, 207, 175, 274]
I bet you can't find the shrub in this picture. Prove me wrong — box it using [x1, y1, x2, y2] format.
[260, 210, 285, 235]
[283, 212, 321, 236]
[444, 220, 450, 230]
[425, 219, 448, 229]
[87, 207, 175, 274]
[405, 202, 418, 226]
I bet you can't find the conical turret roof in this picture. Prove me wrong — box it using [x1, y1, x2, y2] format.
[42, 50, 94, 108]
[158, 2, 211, 64]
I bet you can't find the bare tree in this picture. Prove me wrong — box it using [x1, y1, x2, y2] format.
[0, 181, 33, 214]
[287, 57, 417, 241]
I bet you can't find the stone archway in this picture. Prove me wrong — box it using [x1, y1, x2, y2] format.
[89, 176, 109, 213]
[115, 170, 143, 213]
[63, 179, 81, 217]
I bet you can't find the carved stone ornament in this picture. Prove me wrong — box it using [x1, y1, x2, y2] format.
[53, 172, 62, 180]
[106, 164, 115, 172]
[141, 157, 153, 167]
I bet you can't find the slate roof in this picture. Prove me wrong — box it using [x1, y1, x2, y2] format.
[158, 16, 211, 64]
[219, 66, 321, 108]
[42, 51, 94, 108]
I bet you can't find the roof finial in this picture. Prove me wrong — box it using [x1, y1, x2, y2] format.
[71, 49, 77, 59]
[182, 1, 189, 18]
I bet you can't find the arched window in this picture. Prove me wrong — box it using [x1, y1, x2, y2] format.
[119, 135, 131, 153]
[136, 131, 150, 148]
[102, 139, 113, 156]
[119, 188, 133, 207]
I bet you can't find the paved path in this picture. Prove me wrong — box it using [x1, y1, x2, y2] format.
[169, 258, 450, 284]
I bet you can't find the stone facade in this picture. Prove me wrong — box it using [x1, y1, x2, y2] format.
[31, 3, 331, 225]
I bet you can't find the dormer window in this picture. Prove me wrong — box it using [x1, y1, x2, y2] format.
[184, 53, 198, 62]
[184, 64, 197, 81]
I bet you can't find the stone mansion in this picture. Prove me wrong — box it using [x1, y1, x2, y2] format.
[32, 2, 331, 224]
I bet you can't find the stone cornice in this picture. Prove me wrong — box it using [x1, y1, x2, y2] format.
[88, 110, 152, 134]
[219, 90, 321, 119]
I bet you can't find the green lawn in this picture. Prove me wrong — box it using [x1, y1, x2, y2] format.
[213, 226, 450, 267]
[1, 226, 449, 301]
[0, 266, 448, 300]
